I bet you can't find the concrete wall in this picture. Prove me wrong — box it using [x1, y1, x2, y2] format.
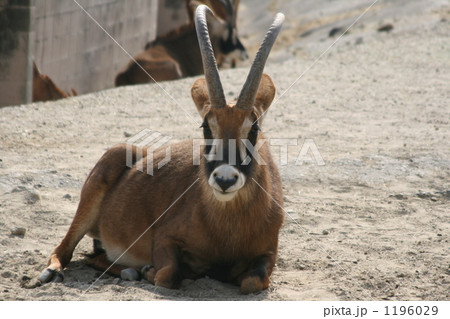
[33, 0, 158, 95]
[0, 0, 158, 107]
[0, 0, 34, 107]
[157, 0, 189, 36]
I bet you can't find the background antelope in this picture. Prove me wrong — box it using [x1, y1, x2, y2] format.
[114, 0, 247, 86]
[33, 62, 77, 102]
[186, 0, 246, 67]
[39, 5, 284, 294]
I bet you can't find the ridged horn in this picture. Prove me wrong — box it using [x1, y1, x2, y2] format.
[195, 5, 226, 108]
[236, 13, 284, 110]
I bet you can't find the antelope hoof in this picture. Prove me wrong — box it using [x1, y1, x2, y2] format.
[120, 268, 140, 281]
[240, 276, 264, 294]
[39, 268, 64, 283]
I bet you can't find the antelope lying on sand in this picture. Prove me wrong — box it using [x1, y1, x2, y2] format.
[114, 0, 247, 86]
[39, 5, 284, 294]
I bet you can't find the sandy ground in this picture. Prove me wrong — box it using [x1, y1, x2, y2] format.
[0, 0, 449, 300]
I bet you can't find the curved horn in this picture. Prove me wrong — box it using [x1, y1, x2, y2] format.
[195, 5, 226, 109]
[236, 13, 284, 110]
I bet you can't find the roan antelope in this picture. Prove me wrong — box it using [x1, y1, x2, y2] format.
[114, 0, 247, 86]
[39, 5, 284, 294]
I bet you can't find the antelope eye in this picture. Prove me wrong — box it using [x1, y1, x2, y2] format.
[200, 121, 212, 136]
[251, 124, 260, 133]
[200, 121, 210, 130]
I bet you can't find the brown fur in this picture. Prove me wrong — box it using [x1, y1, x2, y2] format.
[32, 62, 77, 102]
[114, 1, 245, 86]
[186, 0, 239, 24]
[39, 74, 283, 294]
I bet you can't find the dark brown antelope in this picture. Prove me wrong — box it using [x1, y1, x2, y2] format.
[114, 0, 247, 86]
[39, 5, 284, 294]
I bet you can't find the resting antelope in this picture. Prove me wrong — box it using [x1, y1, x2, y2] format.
[39, 5, 284, 294]
[114, 0, 247, 86]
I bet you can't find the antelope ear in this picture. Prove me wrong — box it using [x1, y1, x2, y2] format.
[254, 74, 276, 119]
[191, 78, 210, 117]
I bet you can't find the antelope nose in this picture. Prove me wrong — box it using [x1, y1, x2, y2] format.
[214, 175, 238, 191]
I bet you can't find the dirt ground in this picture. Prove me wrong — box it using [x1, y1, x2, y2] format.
[0, 0, 449, 300]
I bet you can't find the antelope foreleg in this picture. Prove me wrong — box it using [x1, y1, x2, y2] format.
[141, 242, 181, 289]
[239, 254, 275, 294]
